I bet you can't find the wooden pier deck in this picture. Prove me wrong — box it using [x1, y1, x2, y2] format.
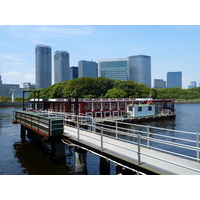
[63, 125, 200, 175]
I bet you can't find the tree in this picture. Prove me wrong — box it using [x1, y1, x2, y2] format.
[105, 88, 127, 98]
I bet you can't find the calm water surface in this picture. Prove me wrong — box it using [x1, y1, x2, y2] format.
[0, 104, 200, 175]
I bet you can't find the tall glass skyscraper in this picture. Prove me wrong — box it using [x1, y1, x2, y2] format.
[35, 44, 52, 89]
[128, 55, 151, 88]
[78, 60, 98, 78]
[54, 50, 70, 84]
[70, 66, 78, 80]
[98, 58, 128, 81]
[167, 71, 182, 88]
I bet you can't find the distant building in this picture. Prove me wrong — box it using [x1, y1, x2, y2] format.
[98, 58, 128, 81]
[54, 50, 70, 84]
[35, 44, 52, 89]
[188, 81, 197, 89]
[70, 66, 78, 80]
[0, 75, 21, 98]
[128, 55, 151, 88]
[154, 79, 166, 89]
[167, 71, 182, 88]
[23, 82, 36, 90]
[78, 60, 98, 78]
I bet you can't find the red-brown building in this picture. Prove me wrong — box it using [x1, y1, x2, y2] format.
[29, 98, 174, 118]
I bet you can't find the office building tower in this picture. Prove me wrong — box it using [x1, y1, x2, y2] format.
[35, 44, 52, 89]
[128, 55, 151, 88]
[167, 71, 182, 88]
[78, 60, 98, 78]
[23, 82, 36, 90]
[154, 79, 166, 89]
[54, 50, 70, 84]
[98, 58, 128, 81]
[70, 66, 78, 80]
[188, 81, 197, 88]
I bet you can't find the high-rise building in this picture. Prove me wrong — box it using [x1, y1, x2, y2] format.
[154, 79, 166, 89]
[98, 58, 128, 81]
[128, 55, 151, 88]
[54, 50, 70, 84]
[78, 60, 98, 78]
[23, 82, 36, 90]
[35, 44, 52, 89]
[188, 81, 197, 88]
[70, 66, 78, 80]
[167, 71, 182, 88]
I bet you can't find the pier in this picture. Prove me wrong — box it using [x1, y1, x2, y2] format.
[13, 110, 200, 175]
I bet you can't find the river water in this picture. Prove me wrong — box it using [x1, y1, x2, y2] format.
[0, 104, 200, 175]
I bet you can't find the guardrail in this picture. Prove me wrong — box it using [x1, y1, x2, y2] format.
[34, 110, 200, 173]
[13, 110, 64, 138]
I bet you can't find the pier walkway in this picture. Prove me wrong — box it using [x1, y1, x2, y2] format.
[63, 123, 200, 175]
[13, 110, 200, 175]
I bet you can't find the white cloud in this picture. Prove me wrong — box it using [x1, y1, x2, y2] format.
[3, 71, 21, 76]
[5, 25, 93, 40]
[0, 54, 22, 62]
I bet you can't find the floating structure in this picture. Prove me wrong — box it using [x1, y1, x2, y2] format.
[28, 98, 175, 121]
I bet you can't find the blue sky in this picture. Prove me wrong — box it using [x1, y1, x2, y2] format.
[0, 25, 200, 89]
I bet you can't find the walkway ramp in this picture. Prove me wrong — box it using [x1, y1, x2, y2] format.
[63, 125, 200, 175]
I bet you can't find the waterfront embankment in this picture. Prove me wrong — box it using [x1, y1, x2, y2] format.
[0, 102, 28, 108]
[175, 100, 200, 104]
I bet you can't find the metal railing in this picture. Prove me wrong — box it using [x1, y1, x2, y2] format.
[13, 110, 64, 138]
[35, 110, 200, 173]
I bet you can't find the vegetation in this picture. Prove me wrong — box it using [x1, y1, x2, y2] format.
[27, 77, 200, 101]
[0, 96, 11, 102]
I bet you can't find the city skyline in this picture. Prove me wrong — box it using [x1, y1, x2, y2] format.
[0, 25, 200, 88]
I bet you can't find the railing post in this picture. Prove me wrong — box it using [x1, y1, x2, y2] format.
[197, 132, 200, 162]
[101, 127, 103, 150]
[146, 125, 150, 148]
[138, 134, 141, 165]
[116, 121, 118, 140]
[77, 117, 80, 141]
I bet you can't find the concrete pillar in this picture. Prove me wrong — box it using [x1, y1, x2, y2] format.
[116, 165, 137, 175]
[100, 157, 110, 175]
[75, 147, 87, 175]
[51, 140, 66, 163]
[20, 125, 26, 139]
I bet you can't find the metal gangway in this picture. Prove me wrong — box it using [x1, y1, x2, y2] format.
[32, 110, 200, 174]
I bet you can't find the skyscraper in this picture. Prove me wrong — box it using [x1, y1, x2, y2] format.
[54, 50, 70, 84]
[78, 60, 98, 78]
[188, 81, 197, 88]
[167, 71, 182, 88]
[128, 55, 151, 88]
[98, 58, 128, 81]
[70, 66, 78, 80]
[35, 44, 52, 89]
[154, 79, 166, 89]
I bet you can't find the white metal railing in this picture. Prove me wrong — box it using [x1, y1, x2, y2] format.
[35, 110, 200, 173]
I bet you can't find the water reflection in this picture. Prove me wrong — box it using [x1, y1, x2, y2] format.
[13, 140, 74, 175]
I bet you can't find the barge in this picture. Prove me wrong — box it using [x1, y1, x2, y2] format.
[28, 98, 175, 122]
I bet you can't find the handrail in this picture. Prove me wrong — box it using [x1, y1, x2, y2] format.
[34, 110, 200, 173]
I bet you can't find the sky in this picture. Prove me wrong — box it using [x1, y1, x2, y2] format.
[0, 25, 200, 89]
[0, 1, 200, 89]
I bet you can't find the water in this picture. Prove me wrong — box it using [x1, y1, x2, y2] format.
[0, 104, 200, 175]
